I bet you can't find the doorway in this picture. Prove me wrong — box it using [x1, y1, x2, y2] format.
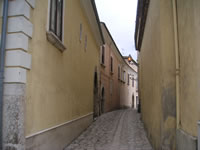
[93, 70, 98, 118]
[101, 87, 105, 114]
[132, 94, 135, 109]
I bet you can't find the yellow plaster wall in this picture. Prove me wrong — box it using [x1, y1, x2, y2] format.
[139, 0, 176, 149]
[26, 0, 100, 136]
[177, 0, 200, 137]
[139, 1, 162, 148]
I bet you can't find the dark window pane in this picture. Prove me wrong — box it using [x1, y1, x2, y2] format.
[102, 46, 105, 64]
[50, 0, 57, 33]
[50, 0, 63, 41]
[56, 0, 62, 40]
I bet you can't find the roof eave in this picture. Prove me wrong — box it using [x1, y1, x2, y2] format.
[134, 0, 150, 51]
[80, 0, 104, 46]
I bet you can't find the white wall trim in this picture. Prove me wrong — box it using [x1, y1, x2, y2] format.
[25, 0, 36, 8]
[5, 50, 32, 69]
[4, 67, 27, 83]
[8, 0, 31, 19]
[5, 0, 34, 84]
[6, 33, 29, 51]
[8, 16, 33, 38]
[26, 112, 94, 139]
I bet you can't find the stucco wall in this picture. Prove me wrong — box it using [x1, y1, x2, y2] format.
[110, 50, 121, 110]
[100, 44, 113, 112]
[139, 0, 176, 149]
[177, 0, 200, 137]
[100, 23, 136, 112]
[26, 0, 100, 137]
[100, 44, 121, 112]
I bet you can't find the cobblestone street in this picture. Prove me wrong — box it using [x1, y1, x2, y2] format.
[65, 109, 153, 150]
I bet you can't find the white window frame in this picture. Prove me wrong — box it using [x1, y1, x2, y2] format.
[46, 0, 66, 52]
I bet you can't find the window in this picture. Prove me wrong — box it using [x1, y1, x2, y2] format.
[47, 0, 66, 51]
[127, 74, 130, 85]
[110, 56, 113, 73]
[121, 67, 123, 81]
[49, 0, 64, 41]
[123, 71, 126, 83]
[100, 45, 105, 65]
[118, 65, 120, 79]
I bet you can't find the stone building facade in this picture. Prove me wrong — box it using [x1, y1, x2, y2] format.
[100, 22, 138, 113]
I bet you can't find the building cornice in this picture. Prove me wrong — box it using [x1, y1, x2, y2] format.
[80, 0, 104, 46]
[135, 0, 150, 51]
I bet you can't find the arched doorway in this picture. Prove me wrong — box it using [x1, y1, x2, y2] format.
[93, 70, 98, 118]
[132, 94, 135, 109]
[101, 87, 105, 114]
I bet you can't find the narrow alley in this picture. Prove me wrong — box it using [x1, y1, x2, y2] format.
[3, 0, 200, 150]
[65, 109, 153, 150]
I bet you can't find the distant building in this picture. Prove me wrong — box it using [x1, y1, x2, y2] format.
[124, 55, 138, 109]
[100, 22, 138, 113]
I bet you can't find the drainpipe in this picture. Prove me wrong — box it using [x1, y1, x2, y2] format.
[0, 0, 9, 149]
[172, 0, 180, 129]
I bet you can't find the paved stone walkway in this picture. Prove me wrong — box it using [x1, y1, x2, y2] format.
[64, 109, 153, 150]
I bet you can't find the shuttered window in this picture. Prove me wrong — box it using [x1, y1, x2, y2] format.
[118, 66, 120, 79]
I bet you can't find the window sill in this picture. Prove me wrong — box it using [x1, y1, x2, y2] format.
[46, 31, 66, 52]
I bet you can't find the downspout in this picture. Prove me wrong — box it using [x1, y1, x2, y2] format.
[0, 0, 9, 149]
[172, 0, 180, 129]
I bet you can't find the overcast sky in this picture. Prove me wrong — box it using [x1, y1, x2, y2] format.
[95, 0, 138, 61]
